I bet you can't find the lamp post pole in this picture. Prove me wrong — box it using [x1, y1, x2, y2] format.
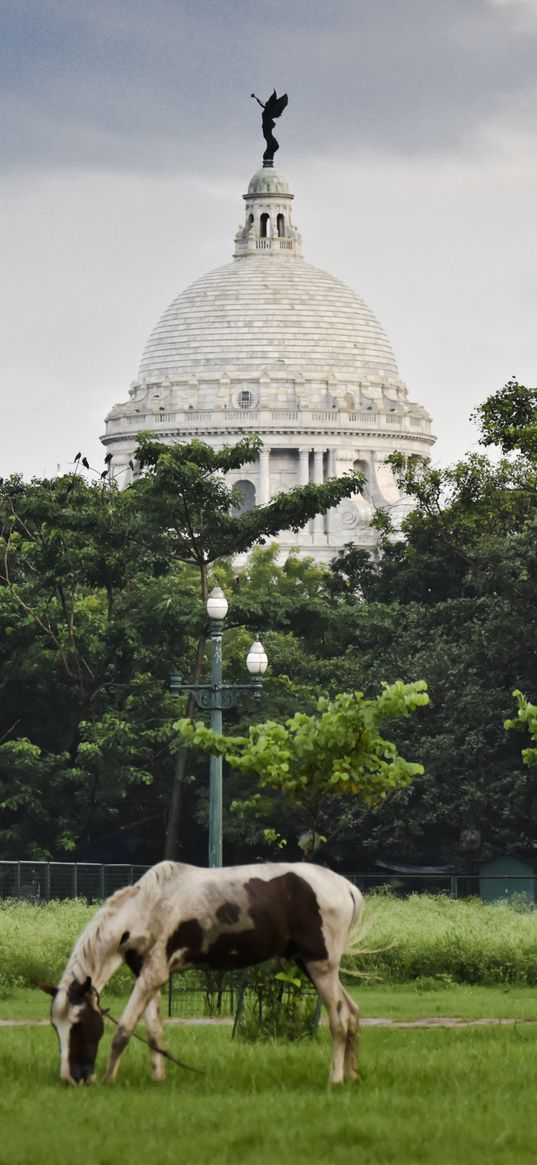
[170, 587, 268, 868]
[208, 609, 224, 868]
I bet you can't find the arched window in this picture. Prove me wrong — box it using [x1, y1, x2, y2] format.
[277, 213, 285, 237]
[260, 213, 272, 238]
[232, 480, 256, 516]
[353, 458, 370, 500]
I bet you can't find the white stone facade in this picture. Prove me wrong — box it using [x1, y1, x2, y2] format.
[102, 162, 435, 562]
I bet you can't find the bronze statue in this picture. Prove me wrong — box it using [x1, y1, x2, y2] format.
[251, 90, 288, 164]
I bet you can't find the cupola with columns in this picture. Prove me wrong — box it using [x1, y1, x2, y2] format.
[234, 164, 302, 258]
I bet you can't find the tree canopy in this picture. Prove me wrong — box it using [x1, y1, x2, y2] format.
[1, 383, 536, 870]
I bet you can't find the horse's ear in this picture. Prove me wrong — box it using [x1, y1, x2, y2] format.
[38, 982, 58, 998]
[67, 975, 92, 1003]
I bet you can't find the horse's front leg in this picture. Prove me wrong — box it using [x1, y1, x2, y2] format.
[103, 965, 167, 1083]
[144, 991, 166, 1082]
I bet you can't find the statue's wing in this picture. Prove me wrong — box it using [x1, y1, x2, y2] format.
[265, 90, 288, 119]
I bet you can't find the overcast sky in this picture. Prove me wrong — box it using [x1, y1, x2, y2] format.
[1, 0, 537, 479]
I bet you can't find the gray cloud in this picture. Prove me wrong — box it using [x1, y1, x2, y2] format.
[3, 0, 537, 173]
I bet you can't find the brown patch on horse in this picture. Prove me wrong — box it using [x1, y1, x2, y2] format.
[67, 988, 104, 1083]
[166, 872, 328, 970]
[216, 901, 241, 925]
[245, 872, 328, 964]
[125, 948, 144, 977]
[166, 918, 204, 962]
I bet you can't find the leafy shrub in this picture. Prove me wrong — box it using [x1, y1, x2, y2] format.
[234, 961, 320, 1042]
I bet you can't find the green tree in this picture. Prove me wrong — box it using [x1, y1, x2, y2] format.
[130, 435, 363, 856]
[0, 471, 199, 857]
[0, 438, 364, 859]
[505, 691, 537, 767]
[472, 378, 537, 456]
[178, 681, 429, 855]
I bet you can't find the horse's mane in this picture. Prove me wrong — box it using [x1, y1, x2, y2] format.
[64, 861, 186, 984]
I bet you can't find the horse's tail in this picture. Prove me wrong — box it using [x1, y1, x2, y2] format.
[342, 881, 390, 980]
[344, 882, 366, 958]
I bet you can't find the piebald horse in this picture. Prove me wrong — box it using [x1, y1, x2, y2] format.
[44, 861, 363, 1086]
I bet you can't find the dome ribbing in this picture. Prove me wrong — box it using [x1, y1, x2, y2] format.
[138, 257, 399, 383]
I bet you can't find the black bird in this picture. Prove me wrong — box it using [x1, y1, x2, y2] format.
[74, 452, 81, 462]
[100, 469, 109, 480]
[104, 453, 113, 465]
[81, 457, 90, 470]
[128, 460, 135, 471]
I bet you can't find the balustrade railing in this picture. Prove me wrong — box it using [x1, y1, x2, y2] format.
[105, 409, 425, 435]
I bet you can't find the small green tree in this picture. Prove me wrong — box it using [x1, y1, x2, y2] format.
[177, 681, 429, 855]
[505, 691, 537, 767]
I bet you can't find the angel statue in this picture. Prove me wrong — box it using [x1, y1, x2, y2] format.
[251, 90, 288, 163]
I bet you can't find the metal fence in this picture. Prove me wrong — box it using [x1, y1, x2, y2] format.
[1, 861, 535, 905]
[0, 861, 150, 902]
[349, 872, 536, 904]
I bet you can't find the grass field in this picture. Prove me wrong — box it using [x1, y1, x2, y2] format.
[1, 1018, 537, 1165]
[3, 894, 537, 1164]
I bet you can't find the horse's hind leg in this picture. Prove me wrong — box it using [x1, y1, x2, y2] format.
[144, 991, 165, 1081]
[341, 985, 359, 1082]
[306, 962, 349, 1086]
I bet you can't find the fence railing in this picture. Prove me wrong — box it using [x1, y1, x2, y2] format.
[1, 862, 535, 904]
[0, 861, 150, 902]
[348, 872, 536, 904]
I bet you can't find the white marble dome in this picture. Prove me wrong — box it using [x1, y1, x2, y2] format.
[103, 160, 434, 562]
[138, 257, 399, 384]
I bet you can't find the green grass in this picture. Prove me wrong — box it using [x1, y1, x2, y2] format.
[358, 892, 537, 984]
[1, 1022, 537, 1164]
[0, 899, 131, 997]
[4, 893, 537, 1163]
[3, 893, 537, 996]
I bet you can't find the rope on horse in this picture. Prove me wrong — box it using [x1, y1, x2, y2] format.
[97, 997, 206, 1075]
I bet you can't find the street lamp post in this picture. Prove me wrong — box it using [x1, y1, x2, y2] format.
[170, 586, 268, 868]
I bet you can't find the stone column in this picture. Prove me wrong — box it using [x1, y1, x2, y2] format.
[313, 448, 325, 536]
[258, 449, 270, 505]
[298, 448, 310, 486]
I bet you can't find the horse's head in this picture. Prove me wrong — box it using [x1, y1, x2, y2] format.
[44, 976, 105, 1084]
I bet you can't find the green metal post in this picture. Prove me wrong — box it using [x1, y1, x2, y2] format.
[208, 617, 223, 868]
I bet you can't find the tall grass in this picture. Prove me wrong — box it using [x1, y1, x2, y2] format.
[2, 892, 537, 995]
[350, 892, 537, 986]
[0, 899, 131, 997]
